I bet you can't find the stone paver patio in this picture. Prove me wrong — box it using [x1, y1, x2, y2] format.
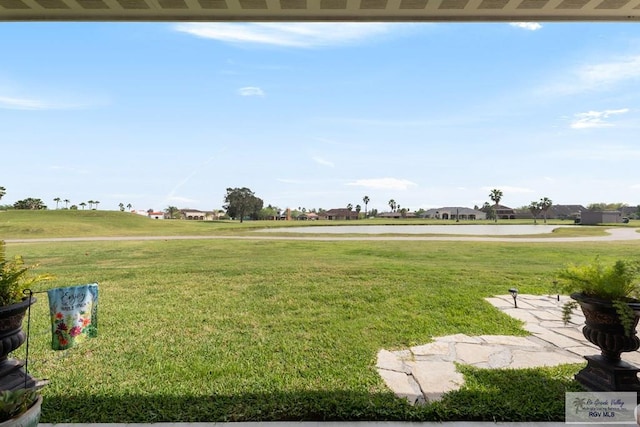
[376, 294, 640, 405]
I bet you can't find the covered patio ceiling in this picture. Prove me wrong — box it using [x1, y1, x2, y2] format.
[1, 0, 639, 22]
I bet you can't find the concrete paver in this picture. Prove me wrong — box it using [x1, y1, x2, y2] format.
[375, 294, 632, 404]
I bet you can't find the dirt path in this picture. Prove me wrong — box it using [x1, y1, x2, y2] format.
[4, 227, 640, 243]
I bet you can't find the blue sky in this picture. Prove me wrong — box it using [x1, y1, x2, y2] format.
[2, 22, 640, 213]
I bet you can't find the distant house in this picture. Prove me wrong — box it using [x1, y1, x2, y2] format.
[298, 212, 319, 221]
[422, 207, 486, 220]
[378, 211, 402, 219]
[180, 209, 218, 221]
[148, 211, 165, 220]
[493, 204, 516, 220]
[319, 208, 359, 220]
[580, 210, 623, 225]
[516, 204, 588, 221]
[377, 211, 416, 219]
[549, 205, 587, 220]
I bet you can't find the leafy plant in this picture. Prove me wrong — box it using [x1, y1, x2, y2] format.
[554, 258, 640, 335]
[0, 240, 53, 306]
[0, 388, 39, 421]
[556, 258, 640, 300]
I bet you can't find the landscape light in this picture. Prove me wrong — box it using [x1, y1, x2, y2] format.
[508, 288, 518, 308]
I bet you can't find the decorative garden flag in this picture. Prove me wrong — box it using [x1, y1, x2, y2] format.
[47, 283, 98, 350]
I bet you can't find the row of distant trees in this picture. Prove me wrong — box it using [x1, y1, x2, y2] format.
[0, 188, 104, 211]
[482, 188, 554, 223]
[1, 184, 638, 218]
[53, 197, 103, 210]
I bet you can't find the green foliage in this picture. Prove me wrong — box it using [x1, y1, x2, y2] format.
[556, 258, 640, 300]
[223, 187, 264, 223]
[0, 241, 53, 306]
[13, 198, 47, 210]
[489, 189, 503, 206]
[164, 206, 179, 219]
[612, 299, 637, 337]
[555, 258, 640, 335]
[0, 388, 39, 421]
[561, 301, 578, 324]
[587, 202, 628, 211]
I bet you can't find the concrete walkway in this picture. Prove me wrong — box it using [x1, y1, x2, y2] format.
[376, 294, 640, 405]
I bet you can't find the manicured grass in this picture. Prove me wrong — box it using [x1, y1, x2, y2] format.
[7, 237, 640, 422]
[0, 210, 234, 238]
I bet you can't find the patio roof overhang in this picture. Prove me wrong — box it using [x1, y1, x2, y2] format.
[1, 0, 639, 22]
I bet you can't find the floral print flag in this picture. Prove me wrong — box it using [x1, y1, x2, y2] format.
[47, 283, 98, 350]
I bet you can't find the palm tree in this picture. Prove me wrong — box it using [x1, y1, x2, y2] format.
[0, 186, 5, 201]
[53, 197, 61, 209]
[119, 203, 125, 212]
[388, 199, 396, 212]
[79, 202, 87, 210]
[363, 195, 370, 217]
[355, 204, 361, 219]
[126, 203, 132, 211]
[346, 203, 353, 211]
[165, 206, 179, 219]
[489, 189, 503, 223]
[94, 201, 100, 210]
[87, 200, 94, 210]
[63, 199, 70, 209]
[539, 197, 553, 224]
[529, 201, 541, 224]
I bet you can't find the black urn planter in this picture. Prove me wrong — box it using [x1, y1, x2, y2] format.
[0, 297, 37, 390]
[571, 292, 640, 391]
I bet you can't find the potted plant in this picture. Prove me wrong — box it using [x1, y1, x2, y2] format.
[0, 240, 52, 389]
[0, 388, 42, 427]
[555, 258, 640, 391]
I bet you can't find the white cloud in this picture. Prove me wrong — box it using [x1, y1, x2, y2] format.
[167, 196, 199, 204]
[174, 23, 397, 48]
[509, 22, 542, 31]
[578, 56, 640, 87]
[347, 178, 418, 190]
[0, 93, 107, 110]
[543, 55, 640, 95]
[238, 86, 265, 97]
[312, 156, 334, 168]
[570, 108, 629, 129]
[0, 96, 49, 110]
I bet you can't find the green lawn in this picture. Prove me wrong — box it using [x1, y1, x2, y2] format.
[3, 212, 639, 422]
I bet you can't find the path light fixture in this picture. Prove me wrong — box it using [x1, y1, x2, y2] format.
[509, 288, 518, 308]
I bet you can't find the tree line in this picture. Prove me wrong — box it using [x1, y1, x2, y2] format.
[1, 184, 638, 220]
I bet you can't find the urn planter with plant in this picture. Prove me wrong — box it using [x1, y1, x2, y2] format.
[0, 388, 41, 427]
[0, 240, 52, 390]
[555, 258, 640, 391]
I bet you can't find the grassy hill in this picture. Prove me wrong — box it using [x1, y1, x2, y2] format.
[0, 210, 241, 238]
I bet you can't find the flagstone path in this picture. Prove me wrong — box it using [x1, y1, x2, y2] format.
[376, 294, 640, 405]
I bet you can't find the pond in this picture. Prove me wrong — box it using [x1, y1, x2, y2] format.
[258, 224, 571, 235]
